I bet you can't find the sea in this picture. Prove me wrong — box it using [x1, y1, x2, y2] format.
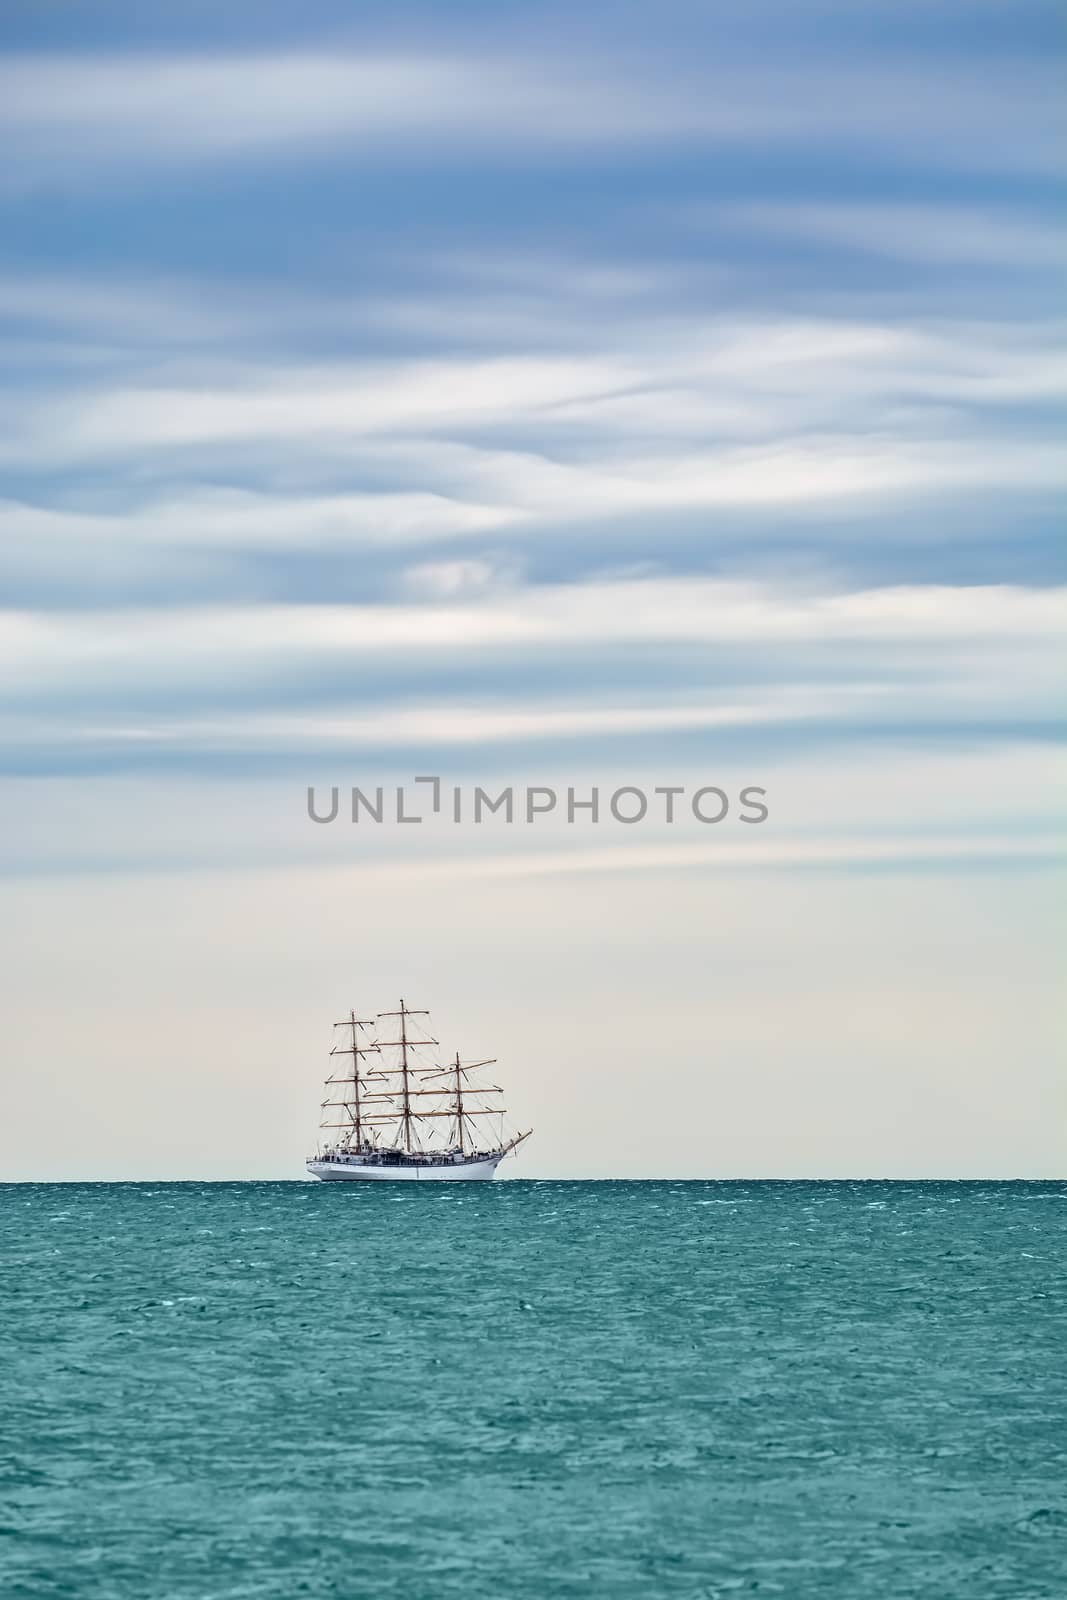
[2, 1180, 1064, 1599]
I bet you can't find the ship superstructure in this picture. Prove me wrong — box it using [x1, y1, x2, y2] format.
[306, 999, 531, 1181]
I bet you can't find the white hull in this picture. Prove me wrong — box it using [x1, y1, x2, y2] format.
[307, 1152, 505, 1182]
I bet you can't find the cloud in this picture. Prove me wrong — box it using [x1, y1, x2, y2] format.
[1, 48, 1061, 179]
[0, 695, 846, 764]
[3, 278, 1063, 617]
[725, 202, 1067, 270]
[3, 51, 731, 159]
[5, 313, 1065, 519]
[0, 487, 519, 555]
[3, 577, 1062, 679]
[0, 577, 1061, 775]
[323, 832, 1065, 884]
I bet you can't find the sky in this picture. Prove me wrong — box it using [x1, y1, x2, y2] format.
[1, 0, 1064, 1179]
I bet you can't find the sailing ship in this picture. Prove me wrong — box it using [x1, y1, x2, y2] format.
[306, 999, 532, 1181]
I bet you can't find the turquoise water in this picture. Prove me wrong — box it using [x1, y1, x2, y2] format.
[3, 1181, 1064, 1598]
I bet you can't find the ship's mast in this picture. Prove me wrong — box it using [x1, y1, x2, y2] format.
[443, 1054, 497, 1151]
[400, 1001, 412, 1152]
[377, 999, 430, 1153]
[326, 1010, 378, 1150]
[453, 1051, 464, 1153]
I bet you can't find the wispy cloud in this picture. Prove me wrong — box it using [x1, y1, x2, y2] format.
[5, 310, 1064, 510]
[0, 577, 1061, 775]
[4, 578, 1063, 672]
[2, 48, 1061, 179]
[725, 202, 1067, 270]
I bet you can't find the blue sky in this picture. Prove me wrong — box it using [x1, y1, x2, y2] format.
[1, 2, 1063, 1175]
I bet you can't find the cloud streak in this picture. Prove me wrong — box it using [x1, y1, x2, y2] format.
[3, 47, 1062, 178]
[0, 577, 1061, 773]
[725, 202, 1067, 271]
